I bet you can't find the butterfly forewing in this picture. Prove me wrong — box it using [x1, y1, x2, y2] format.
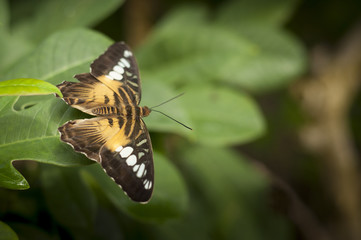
[57, 73, 122, 116]
[90, 42, 142, 105]
[57, 42, 154, 203]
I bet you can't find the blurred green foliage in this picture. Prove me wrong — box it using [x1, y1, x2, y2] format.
[0, 0, 306, 239]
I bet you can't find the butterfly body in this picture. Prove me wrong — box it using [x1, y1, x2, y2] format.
[57, 42, 154, 203]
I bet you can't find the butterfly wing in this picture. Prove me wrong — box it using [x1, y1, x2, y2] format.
[90, 42, 142, 105]
[57, 73, 122, 116]
[58, 117, 123, 162]
[59, 115, 154, 202]
[100, 118, 154, 203]
[58, 42, 142, 114]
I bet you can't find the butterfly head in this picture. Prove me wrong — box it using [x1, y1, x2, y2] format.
[141, 106, 151, 117]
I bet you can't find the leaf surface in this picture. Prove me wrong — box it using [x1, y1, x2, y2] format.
[0, 78, 62, 97]
[11, 0, 124, 43]
[41, 165, 97, 237]
[137, 4, 306, 93]
[0, 29, 113, 189]
[181, 85, 265, 146]
[0, 221, 18, 240]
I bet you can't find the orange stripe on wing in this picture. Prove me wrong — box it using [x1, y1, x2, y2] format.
[104, 117, 131, 152]
[97, 75, 124, 95]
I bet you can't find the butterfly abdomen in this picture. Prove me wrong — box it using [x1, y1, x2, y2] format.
[92, 106, 119, 116]
[91, 105, 150, 119]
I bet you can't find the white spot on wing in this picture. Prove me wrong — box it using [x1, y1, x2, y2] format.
[109, 71, 122, 80]
[113, 65, 124, 75]
[106, 75, 114, 80]
[144, 180, 152, 189]
[127, 80, 138, 87]
[138, 152, 145, 159]
[124, 50, 132, 57]
[133, 164, 140, 172]
[126, 154, 137, 166]
[120, 146, 133, 158]
[115, 146, 123, 152]
[120, 58, 131, 68]
[118, 61, 125, 68]
[136, 139, 147, 146]
[136, 163, 145, 178]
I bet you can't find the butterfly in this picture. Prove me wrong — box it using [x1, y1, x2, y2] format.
[57, 42, 154, 203]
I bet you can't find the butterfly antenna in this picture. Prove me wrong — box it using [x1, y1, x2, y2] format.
[151, 109, 193, 130]
[150, 93, 185, 109]
[150, 93, 192, 130]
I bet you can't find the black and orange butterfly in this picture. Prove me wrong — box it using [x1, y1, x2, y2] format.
[57, 42, 154, 203]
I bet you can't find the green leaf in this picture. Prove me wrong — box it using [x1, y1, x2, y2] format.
[137, 4, 306, 93]
[0, 29, 113, 190]
[12, 0, 124, 43]
[137, 14, 256, 87]
[0, 0, 9, 32]
[0, 32, 33, 74]
[216, 0, 307, 92]
[0, 78, 62, 97]
[40, 164, 97, 237]
[5, 223, 52, 240]
[175, 145, 292, 240]
[181, 85, 265, 146]
[181, 145, 267, 206]
[0, 98, 92, 190]
[82, 151, 188, 222]
[0, 221, 18, 240]
[1, 0, 123, 73]
[3, 28, 112, 82]
[222, 27, 307, 92]
[0, 96, 16, 115]
[216, 0, 298, 28]
[141, 79, 193, 136]
[0, 0, 32, 74]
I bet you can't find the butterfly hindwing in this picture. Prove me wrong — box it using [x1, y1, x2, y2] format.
[58, 117, 123, 162]
[100, 119, 154, 203]
[90, 42, 141, 105]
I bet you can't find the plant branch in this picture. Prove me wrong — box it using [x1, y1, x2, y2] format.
[123, 0, 156, 46]
[254, 162, 332, 240]
[293, 18, 361, 240]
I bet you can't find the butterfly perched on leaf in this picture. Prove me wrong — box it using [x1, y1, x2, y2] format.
[57, 42, 154, 203]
